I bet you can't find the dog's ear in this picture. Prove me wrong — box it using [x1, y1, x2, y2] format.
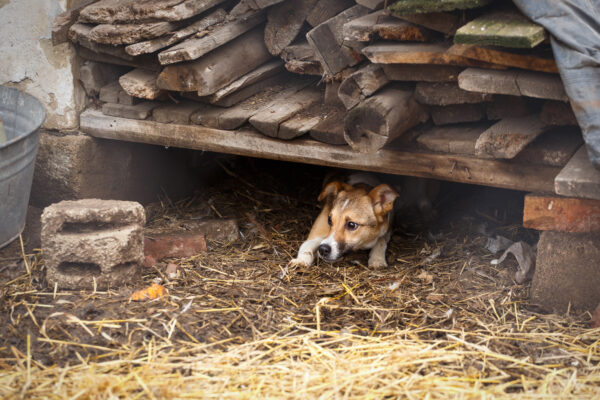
[318, 181, 351, 202]
[369, 184, 399, 216]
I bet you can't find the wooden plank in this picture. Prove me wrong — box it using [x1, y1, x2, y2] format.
[204, 60, 285, 105]
[52, 0, 97, 45]
[307, 5, 369, 75]
[540, 101, 578, 126]
[458, 68, 568, 101]
[279, 112, 322, 140]
[430, 103, 485, 125]
[514, 126, 583, 167]
[124, 9, 227, 56]
[230, 0, 285, 17]
[80, 0, 227, 23]
[415, 82, 493, 106]
[119, 69, 164, 100]
[152, 101, 204, 124]
[362, 42, 503, 68]
[264, 0, 318, 56]
[475, 115, 547, 159]
[448, 44, 558, 73]
[249, 87, 323, 137]
[383, 64, 463, 82]
[157, 27, 272, 94]
[306, 0, 355, 27]
[80, 108, 560, 193]
[555, 147, 600, 200]
[343, 12, 433, 42]
[88, 21, 179, 45]
[523, 194, 600, 232]
[393, 12, 459, 35]
[310, 107, 348, 145]
[454, 11, 547, 49]
[69, 23, 138, 61]
[209, 73, 288, 108]
[344, 86, 428, 153]
[76, 45, 161, 71]
[158, 12, 265, 65]
[389, 0, 493, 15]
[338, 64, 389, 109]
[102, 102, 159, 120]
[416, 122, 492, 155]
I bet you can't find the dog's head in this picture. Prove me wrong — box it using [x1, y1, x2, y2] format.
[316, 181, 398, 262]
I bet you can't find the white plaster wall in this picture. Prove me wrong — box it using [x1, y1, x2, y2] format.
[0, 0, 84, 130]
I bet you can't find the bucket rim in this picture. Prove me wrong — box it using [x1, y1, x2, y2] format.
[0, 85, 47, 150]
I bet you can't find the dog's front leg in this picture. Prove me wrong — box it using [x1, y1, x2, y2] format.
[289, 206, 331, 267]
[368, 234, 390, 268]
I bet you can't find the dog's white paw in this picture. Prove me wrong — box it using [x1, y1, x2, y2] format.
[289, 252, 314, 268]
[368, 254, 388, 268]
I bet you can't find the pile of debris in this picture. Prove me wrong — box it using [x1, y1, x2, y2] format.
[54, 0, 581, 163]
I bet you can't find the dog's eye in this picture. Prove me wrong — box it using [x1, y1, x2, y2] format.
[327, 215, 332, 226]
[346, 221, 358, 231]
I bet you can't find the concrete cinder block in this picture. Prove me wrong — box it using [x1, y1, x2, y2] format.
[531, 231, 600, 313]
[31, 131, 195, 208]
[42, 199, 145, 289]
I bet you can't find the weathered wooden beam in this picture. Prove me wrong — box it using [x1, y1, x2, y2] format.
[454, 11, 547, 48]
[310, 107, 347, 145]
[415, 82, 493, 105]
[119, 69, 165, 100]
[344, 86, 428, 153]
[343, 12, 434, 43]
[279, 111, 322, 140]
[458, 68, 568, 101]
[157, 27, 272, 95]
[102, 101, 159, 120]
[486, 95, 538, 120]
[70, 23, 138, 61]
[230, 0, 285, 17]
[264, 0, 318, 56]
[514, 126, 583, 167]
[158, 12, 265, 65]
[152, 101, 204, 124]
[356, 0, 384, 9]
[430, 103, 485, 125]
[80, 108, 560, 193]
[88, 21, 179, 45]
[448, 44, 558, 73]
[306, 5, 369, 75]
[475, 115, 547, 159]
[338, 64, 389, 109]
[383, 64, 463, 82]
[540, 101, 578, 126]
[393, 12, 459, 35]
[555, 147, 600, 200]
[124, 9, 227, 56]
[76, 45, 161, 71]
[52, 0, 97, 45]
[523, 194, 600, 232]
[362, 42, 502, 68]
[416, 122, 492, 155]
[306, 0, 355, 27]
[80, 0, 227, 23]
[389, 0, 492, 15]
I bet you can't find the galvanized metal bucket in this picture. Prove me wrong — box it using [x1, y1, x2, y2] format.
[0, 86, 46, 248]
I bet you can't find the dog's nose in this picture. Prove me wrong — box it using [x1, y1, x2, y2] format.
[318, 244, 331, 258]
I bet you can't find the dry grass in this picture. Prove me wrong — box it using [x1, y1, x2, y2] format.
[1, 160, 599, 399]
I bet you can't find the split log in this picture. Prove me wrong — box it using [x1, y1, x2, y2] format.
[158, 12, 265, 65]
[343, 12, 433, 42]
[344, 86, 428, 153]
[448, 44, 558, 73]
[306, 5, 369, 75]
[279, 108, 323, 140]
[157, 27, 271, 95]
[515, 126, 583, 167]
[230, 0, 285, 17]
[152, 101, 204, 124]
[310, 107, 348, 145]
[415, 82, 492, 106]
[555, 147, 600, 201]
[204, 60, 285, 105]
[76, 45, 161, 71]
[125, 9, 227, 56]
[338, 64, 389, 109]
[540, 101, 578, 126]
[69, 23, 137, 61]
[362, 42, 502, 68]
[88, 21, 179, 45]
[80, 0, 227, 23]
[388, 0, 493, 15]
[475, 114, 547, 159]
[119, 69, 165, 100]
[249, 87, 322, 137]
[383, 64, 462, 82]
[281, 42, 324, 76]
[264, 0, 318, 56]
[306, 0, 355, 27]
[416, 122, 492, 155]
[454, 11, 546, 48]
[102, 101, 159, 120]
[52, 0, 97, 45]
[458, 68, 568, 101]
[430, 103, 486, 125]
[325, 81, 344, 106]
[393, 12, 459, 35]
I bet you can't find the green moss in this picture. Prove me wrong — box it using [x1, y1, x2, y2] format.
[388, 0, 493, 15]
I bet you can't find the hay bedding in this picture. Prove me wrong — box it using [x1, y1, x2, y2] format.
[1, 159, 599, 399]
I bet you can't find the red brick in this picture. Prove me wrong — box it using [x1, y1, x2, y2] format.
[523, 194, 600, 232]
[144, 233, 207, 266]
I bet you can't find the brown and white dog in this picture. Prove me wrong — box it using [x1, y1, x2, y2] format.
[290, 173, 399, 268]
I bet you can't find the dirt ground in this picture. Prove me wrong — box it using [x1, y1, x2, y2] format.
[1, 157, 599, 398]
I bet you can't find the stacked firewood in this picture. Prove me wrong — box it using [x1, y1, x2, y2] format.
[54, 0, 582, 164]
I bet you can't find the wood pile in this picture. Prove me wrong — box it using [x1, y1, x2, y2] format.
[55, 0, 583, 167]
